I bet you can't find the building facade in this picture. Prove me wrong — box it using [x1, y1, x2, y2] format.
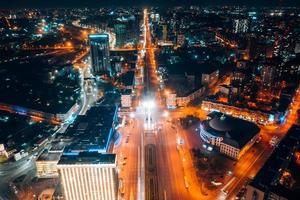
[245, 125, 300, 200]
[166, 86, 206, 108]
[200, 112, 260, 160]
[233, 18, 249, 33]
[114, 16, 139, 47]
[121, 89, 132, 108]
[201, 69, 219, 85]
[58, 153, 118, 200]
[36, 157, 60, 178]
[36, 144, 64, 178]
[89, 34, 111, 75]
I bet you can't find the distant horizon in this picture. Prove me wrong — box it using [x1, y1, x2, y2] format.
[0, 0, 299, 8]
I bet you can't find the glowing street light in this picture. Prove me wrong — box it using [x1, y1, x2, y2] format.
[163, 110, 169, 118]
[142, 99, 155, 130]
[165, 90, 170, 96]
[142, 99, 155, 109]
[129, 112, 135, 118]
[66, 41, 72, 47]
[82, 30, 88, 35]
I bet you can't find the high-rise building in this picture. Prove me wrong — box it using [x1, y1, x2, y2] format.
[176, 34, 185, 47]
[233, 18, 249, 33]
[89, 34, 111, 75]
[114, 16, 139, 48]
[58, 152, 118, 200]
[114, 23, 127, 47]
[162, 24, 168, 41]
[261, 64, 275, 88]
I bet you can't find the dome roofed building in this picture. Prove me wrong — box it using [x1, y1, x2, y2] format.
[200, 112, 260, 160]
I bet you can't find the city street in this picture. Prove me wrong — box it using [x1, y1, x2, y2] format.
[115, 9, 300, 200]
[1, 4, 299, 200]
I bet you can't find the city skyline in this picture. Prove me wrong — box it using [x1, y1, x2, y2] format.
[0, 4, 299, 200]
[0, 0, 300, 8]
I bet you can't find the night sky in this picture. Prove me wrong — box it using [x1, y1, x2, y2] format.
[0, 0, 299, 8]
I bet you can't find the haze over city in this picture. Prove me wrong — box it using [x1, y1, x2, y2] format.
[0, 1, 300, 200]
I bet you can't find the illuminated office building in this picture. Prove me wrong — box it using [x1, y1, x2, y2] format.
[89, 34, 111, 75]
[58, 152, 118, 200]
[114, 15, 139, 47]
[233, 18, 249, 33]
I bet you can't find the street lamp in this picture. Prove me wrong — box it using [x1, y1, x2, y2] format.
[165, 90, 170, 96]
[163, 110, 169, 118]
[66, 41, 72, 47]
[129, 112, 135, 118]
[142, 99, 155, 130]
[142, 99, 155, 109]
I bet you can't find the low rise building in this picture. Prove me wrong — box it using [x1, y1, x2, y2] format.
[201, 69, 219, 85]
[176, 87, 206, 107]
[166, 93, 177, 109]
[200, 112, 260, 160]
[121, 89, 133, 108]
[117, 71, 135, 90]
[165, 74, 206, 107]
[201, 100, 288, 125]
[245, 125, 300, 200]
[0, 111, 57, 161]
[0, 62, 81, 124]
[0, 144, 8, 160]
[63, 104, 118, 155]
[35, 142, 65, 178]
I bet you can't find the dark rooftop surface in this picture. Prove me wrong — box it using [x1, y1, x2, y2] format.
[167, 61, 218, 76]
[0, 110, 56, 152]
[37, 149, 62, 162]
[202, 112, 260, 148]
[121, 89, 132, 95]
[110, 49, 138, 63]
[165, 74, 203, 97]
[249, 125, 300, 200]
[118, 71, 135, 86]
[58, 152, 116, 165]
[0, 53, 81, 114]
[63, 104, 117, 153]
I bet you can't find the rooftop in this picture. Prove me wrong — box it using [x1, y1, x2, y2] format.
[118, 71, 135, 87]
[167, 61, 218, 76]
[0, 110, 56, 152]
[63, 104, 117, 153]
[249, 125, 300, 200]
[89, 34, 109, 38]
[0, 58, 80, 114]
[202, 112, 260, 148]
[58, 152, 116, 165]
[37, 149, 62, 162]
[121, 89, 132, 95]
[165, 74, 203, 97]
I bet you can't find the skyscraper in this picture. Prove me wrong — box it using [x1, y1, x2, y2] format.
[58, 152, 118, 200]
[89, 34, 111, 75]
[114, 16, 139, 48]
[261, 64, 275, 89]
[233, 18, 249, 33]
[162, 24, 168, 41]
[114, 23, 127, 47]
